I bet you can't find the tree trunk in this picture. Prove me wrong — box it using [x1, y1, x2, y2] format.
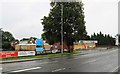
[67, 45, 73, 53]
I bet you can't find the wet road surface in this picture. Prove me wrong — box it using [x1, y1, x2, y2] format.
[1, 48, 119, 73]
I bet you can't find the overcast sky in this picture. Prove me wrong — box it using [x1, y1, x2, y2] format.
[0, 0, 119, 40]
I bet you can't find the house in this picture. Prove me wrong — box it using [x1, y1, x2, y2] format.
[74, 40, 98, 49]
[10, 40, 19, 50]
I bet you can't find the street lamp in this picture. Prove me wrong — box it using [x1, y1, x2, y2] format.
[51, 0, 64, 54]
[61, 3, 63, 54]
[0, 28, 2, 37]
[0, 28, 2, 49]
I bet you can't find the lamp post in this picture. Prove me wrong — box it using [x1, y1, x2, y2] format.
[61, 3, 63, 54]
[52, 0, 64, 54]
[0, 28, 2, 49]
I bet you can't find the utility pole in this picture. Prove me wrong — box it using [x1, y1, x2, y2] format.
[61, 3, 63, 54]
[52, 0, 64, 54]
[0, 28, 2, 49]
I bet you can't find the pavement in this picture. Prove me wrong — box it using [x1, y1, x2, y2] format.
[0, 47, 119, 73]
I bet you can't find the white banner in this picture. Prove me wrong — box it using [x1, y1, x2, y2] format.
[18, 51, 35, 56]
[83, 41, 98, 44]
[79, 40, 98, 44]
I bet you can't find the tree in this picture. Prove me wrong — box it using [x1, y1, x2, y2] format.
[2, 30, 15, 50]
[20, 38, 29, 41]
[118, 34, 120, 44]
[90, 32, 115, 46]
[20, 37, 37, 44]
[91, 33, 96, 40]
[41, 33, 46, 40]
[0, 28, 2, 48]
[41, 1, 86, 52]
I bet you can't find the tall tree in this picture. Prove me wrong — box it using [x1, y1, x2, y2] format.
[41, 1, 86, 52]
[118, 34, 120, 44]
[2, 30, 15, 50]
[90, 32, 115, 46]
[20, 37, 37, 43]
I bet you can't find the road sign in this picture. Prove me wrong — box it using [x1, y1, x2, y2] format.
[36, 39, 44, 52]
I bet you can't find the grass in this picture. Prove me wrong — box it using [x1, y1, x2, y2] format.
[1, 51, 80, 61]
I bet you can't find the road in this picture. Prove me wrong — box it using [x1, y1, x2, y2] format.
[1, 48, 119, 74]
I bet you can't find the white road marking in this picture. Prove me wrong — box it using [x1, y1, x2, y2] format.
[39, 61, 58, 65]
[73, 54, 79, 56]
[74, 57, 83, 60]
[11, 67, 41, 73]
[52, 68, 66, 72]
[84, 59, 97, 64]
[51, 61, 58, 63]
[111, 66, 119, 72]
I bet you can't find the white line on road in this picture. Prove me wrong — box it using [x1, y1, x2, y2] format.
[74, 57, 83, 60]
[39, 61, 58, 65]
[84, 59, 98, 64]
[111, 66, 119, 72]
[73, 54, 79, 56]
[11, 67, 41, 73]
[52, 68, 66, 72]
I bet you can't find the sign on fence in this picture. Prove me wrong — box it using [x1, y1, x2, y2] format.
[0, 52, 18, 58]
[18, 51, 35, 56]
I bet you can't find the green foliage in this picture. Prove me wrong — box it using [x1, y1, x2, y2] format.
[0, 29, 2, 48]
[29, 37, 37, 41]
[20, 37, 37, 41]
[20, 38, 29, 41]
[41, 33, 46, 40]
[90, 32, 115, 46]
[1, 30, 15, 50]
[118, 34, 120, 43]
[41, 2, 86, 45]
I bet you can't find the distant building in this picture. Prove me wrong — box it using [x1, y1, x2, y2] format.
[43, 40, 51, 50]
[28, 39, 36, 44]
[74, 40, 98, 49]
[15, 39, 36, 51]
[115, 34, 119, 46]
[11, 40, 19, 50]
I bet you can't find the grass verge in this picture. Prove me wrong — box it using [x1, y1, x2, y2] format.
[1, 51, 80, 61]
